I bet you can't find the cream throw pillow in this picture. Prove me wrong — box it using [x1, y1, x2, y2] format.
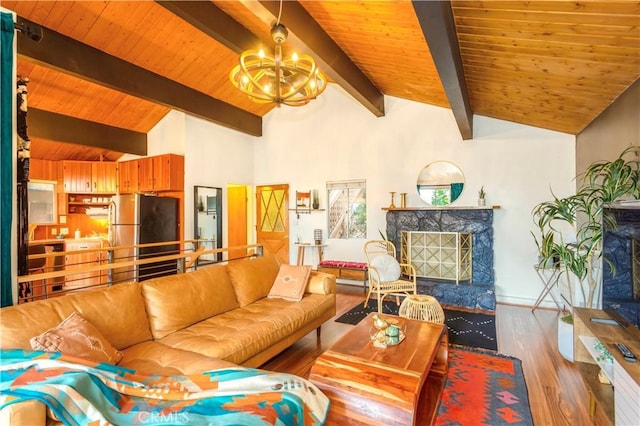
[30, 312, 123, 364]
[268, 265, 311, 302]
[370, 254, 401, 282]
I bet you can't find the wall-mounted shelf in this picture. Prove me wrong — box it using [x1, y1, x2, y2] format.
[292, 190, 322, 217]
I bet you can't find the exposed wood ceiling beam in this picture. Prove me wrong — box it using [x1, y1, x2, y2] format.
[252, 0, 385, 117]
[16, 16, 263, 137]
[28, 108, 147, 156]
[155, 1, 258, 53]
[160, 0, 384, 117]
[412, 1, 473, 140]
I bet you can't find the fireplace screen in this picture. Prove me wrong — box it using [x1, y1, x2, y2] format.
[401, 231, 472, 284]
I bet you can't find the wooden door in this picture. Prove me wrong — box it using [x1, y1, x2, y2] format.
[256, 184, 289, 264]
[227, 185, 247, 260]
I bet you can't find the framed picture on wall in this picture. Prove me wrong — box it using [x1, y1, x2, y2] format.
[296, 191, 311, 208]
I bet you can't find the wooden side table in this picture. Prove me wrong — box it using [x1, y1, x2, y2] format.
[295, 243, 326, 266]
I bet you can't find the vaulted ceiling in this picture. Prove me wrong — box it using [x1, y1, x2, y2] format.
[5, 1, 639, 161]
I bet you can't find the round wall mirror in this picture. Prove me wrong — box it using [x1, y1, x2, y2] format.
[416, 161, 465, 206]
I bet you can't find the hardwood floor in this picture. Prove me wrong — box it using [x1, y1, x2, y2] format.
[262, 284, 611, 425]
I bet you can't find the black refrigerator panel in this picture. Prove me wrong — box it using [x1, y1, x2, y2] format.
[138, 195, 179, 281]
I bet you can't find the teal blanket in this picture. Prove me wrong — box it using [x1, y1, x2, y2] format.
[0, 349, 329, 425]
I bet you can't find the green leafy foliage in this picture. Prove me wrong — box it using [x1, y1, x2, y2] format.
[532, 146, 639, 308]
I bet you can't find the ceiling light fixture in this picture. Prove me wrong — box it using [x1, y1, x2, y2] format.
[229, 2, 326, 107]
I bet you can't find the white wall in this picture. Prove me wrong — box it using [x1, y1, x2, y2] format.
[146, 84, 577, 307]
[182, 114, 255, 248]
[254, 84, 577, 307]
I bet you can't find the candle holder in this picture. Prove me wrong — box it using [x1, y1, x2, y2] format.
[389, 192, 396, 209]
[314, 229, 323, 245]
[400, 192, 407, 208]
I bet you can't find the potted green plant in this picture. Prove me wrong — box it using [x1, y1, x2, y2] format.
[532, 145, 639, 309]
[478, 186, 486, 206]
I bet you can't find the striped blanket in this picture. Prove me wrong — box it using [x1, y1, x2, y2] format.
[0, 349, 329, 425]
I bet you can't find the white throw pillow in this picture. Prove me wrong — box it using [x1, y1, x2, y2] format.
[370, 254, 401, 282]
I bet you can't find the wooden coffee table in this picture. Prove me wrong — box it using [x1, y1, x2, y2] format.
[309, 313, 448, 425]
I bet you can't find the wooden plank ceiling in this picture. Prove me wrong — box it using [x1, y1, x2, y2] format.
[4, 1, 639, 161]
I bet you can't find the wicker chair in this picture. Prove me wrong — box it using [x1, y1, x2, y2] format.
[363, 240, 417, 312]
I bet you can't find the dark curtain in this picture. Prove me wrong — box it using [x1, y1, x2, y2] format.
[1, 12, 14, 306]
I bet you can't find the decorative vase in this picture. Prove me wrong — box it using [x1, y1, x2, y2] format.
[312, 189, 320, 209]
[478, 198, 486, 207]
[400, 192, 407, 208]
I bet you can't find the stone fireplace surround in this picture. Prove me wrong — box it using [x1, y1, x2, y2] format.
[603, 206, 640, 328]
[386, 207, 496, 311]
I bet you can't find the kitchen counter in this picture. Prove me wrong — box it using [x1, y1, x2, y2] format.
[28, 238, 65, 246]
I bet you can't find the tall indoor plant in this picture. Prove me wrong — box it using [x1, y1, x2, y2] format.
[532, 145, 639, 309]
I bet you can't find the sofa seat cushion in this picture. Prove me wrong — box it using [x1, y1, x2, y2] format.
[142, 264, 240, 339]
[158, 293, 335, 365]
[120, 341, 235, 376]
[0, 283, 152, 351]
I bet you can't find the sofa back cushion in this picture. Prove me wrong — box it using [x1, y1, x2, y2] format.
[226, 255, 281, 307]
[0, 283, 152, 351]
[142, 264, 239, 339]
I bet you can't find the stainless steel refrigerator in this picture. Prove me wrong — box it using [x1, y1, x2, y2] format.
[108, 194, 179, 282]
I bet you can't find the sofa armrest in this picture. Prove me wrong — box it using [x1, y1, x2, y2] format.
[306, 271, 336, 295]
[0, 400, 47, 426]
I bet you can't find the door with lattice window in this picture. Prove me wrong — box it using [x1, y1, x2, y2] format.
[256, 184, 289, 264]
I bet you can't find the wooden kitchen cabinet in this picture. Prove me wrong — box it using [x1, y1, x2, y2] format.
[154, 154, 184, 191]
[59, 161, 92, 193]
[59, 161, 117, 194]
[117, 159, 139, 194]
[30, 159, 57, 181]
[64, 240, 104, 289]
[138, 157, 155, 192]
[92, 162, 117, 193]
[138, 154, 184, 192]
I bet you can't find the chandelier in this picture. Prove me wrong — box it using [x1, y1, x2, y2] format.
[229, 19, 326, 107]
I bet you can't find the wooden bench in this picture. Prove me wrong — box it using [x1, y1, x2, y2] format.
[317, 260, 368, 292]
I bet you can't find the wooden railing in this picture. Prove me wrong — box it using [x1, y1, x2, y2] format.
[17, 241, 263, 304]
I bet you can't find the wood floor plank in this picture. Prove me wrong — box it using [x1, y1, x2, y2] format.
[261, 284, 611, 425]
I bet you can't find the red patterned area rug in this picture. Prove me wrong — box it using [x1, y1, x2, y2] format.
[436, 346, 533, 426]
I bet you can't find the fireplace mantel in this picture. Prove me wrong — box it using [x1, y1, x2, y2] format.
[382, 206, 501, 211]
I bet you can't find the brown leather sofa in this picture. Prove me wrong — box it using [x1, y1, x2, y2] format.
[0, 254, 337, 425]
